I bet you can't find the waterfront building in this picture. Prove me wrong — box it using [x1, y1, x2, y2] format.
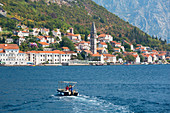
[90, 22, 97, 54]
[103, 54, 116, 63]
[91, 53, 104, 63]
[141, 53, 152, 63]
[132, 54, 140, 64]
[0, 44, 27, 65]
[151, 54, 158, 62]
[27, 50, 71, 65]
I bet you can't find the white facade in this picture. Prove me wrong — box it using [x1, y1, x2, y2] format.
[78, 41, 90, 50]
[0, 26, 2, 32]
[103, 54, 116, 63]
[121, 46, 125, 52]
[98, 34, 113, 42]
[17, 37, 25, 45]
[98, 42, 108, 48]
[52, 29, 62, 40]
[17, 31, 29, 37]
[37, 36, 46, 42]
[135, 55, 140, 64]
[30, 28, 40, 36]
[130, 44, 134, 51]
[41, 28, 50, 35]
[5, 38, 14, 44]
[28, 51, 71, 65]
[0, 44, 27, 65]
[46, 37, 55, 44]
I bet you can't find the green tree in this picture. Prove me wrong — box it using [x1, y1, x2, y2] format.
[77, 53, 83, 60]
[139, 54, 144, 62]
[49, 31, 53, 36]
[106, 42, 114, 54]
[125, 55, 135, 62]
[60, 37, 75, 51]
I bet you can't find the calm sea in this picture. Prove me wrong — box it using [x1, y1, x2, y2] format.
[0, 65, 170, 113]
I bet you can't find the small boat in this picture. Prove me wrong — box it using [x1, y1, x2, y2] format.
[57, 81, 79, 96]
[96, 63, 104, 66]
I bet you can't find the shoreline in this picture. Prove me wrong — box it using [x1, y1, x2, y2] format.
[0, 63, 169, 67]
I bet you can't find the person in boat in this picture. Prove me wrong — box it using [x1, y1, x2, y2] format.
[65, 85, 69, 91]
[69, 85, 75, 95]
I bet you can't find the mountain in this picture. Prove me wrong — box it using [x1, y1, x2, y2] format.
[0, 0, 169, 50]
[92, 0, 169, 43]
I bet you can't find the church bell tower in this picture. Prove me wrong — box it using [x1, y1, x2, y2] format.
[90, 22, 97, 54]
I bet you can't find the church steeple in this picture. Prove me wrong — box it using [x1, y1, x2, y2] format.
[90, 22, 97, 54]
[91, 22, 97, 34]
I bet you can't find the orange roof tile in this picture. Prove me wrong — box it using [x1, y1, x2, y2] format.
[114, 48, 120, 50]
[103, 54, 115, 57]
[0, 44, 19, 50]
[100, 42, 107, 45]
[0, 50, 4, 53]
[62, 47, 69, 50]
[84, 50, 92, 54]
[98, 34, 106, 38]
[77, 49, 81, 51]
[38, 42, 49, 45]
[29, 50, 66, 54]
[92, 53, 102, 57]
[22, 31, 29, 33]
[37, 36, 44, 40]
[132, 54, 138, 58]
[136, 44, 142, 46]
[19, 51, 24, 53]
[97, 47, 105, 50]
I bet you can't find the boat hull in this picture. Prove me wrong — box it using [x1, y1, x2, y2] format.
[57, 89, 79, 96]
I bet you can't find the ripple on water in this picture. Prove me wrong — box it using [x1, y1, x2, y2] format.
[51, 94, 132, 113]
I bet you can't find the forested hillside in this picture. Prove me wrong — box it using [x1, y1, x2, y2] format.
[0, 0, 169, 50]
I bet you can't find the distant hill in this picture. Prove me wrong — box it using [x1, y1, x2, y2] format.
[92, 0, 169, 43]
[0, 0, 169, 50]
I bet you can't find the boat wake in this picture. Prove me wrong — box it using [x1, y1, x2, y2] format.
[51, 94, 132, 113]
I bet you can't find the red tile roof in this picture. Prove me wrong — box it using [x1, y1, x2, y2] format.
[92, 53, 102, 57]
[0, 44, 19, 50]
[38, 42, 49, 45]
[98, 34, 106, 38]
[103, 54, 115, 57]
[29, 50, 66, 54]
[100, 42, 107, 45]
[62, 47, 69, 50]
[37, 36, 44, 40]
[84, 50, 92, 54]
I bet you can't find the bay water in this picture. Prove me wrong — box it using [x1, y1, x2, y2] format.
[0, 65, 170, 113]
